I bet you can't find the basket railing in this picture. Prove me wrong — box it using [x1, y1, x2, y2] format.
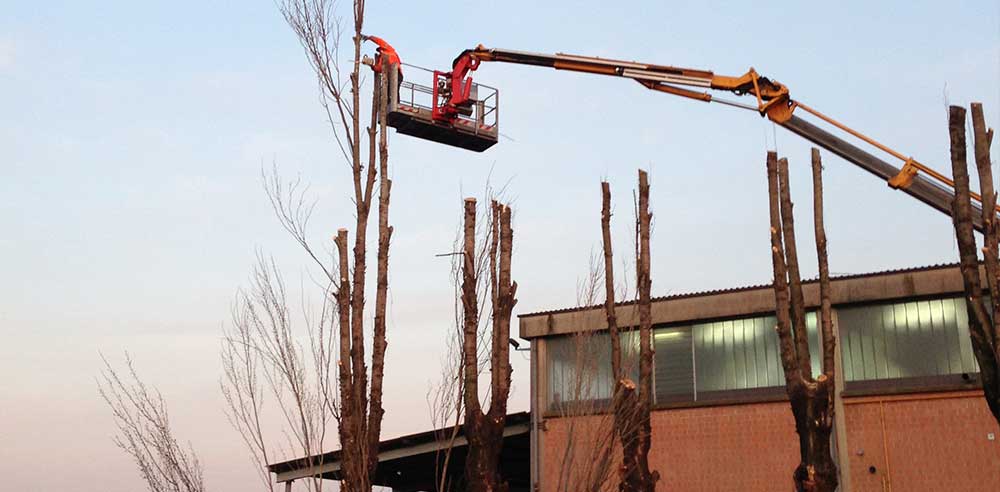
[394, 63, 498, 133]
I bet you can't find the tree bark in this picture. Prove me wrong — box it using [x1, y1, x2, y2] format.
[461, 199, 481, 419]
[767, 153, 802, 389]
[812, 149, 836, 378]
[600, 174, 658, 492]
[948, 104, 1000, 424]
[602, 182, 623, 381]
[334, 227, 360, 490]
[766, 151, 839, 492]
[777, 158, 813, 372]
[462, 199, 517, 492]
[633, 170, 657, 491]
[366, 64, 393, 477]
[277, 3, 393, 490]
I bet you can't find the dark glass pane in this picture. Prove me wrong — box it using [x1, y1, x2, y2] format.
[653, 327, 693, 403]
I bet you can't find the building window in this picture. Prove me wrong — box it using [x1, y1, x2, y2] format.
[838, 297, 979, 382]
[655, 313, 820, 402]
[653, 327, 693, 402]
[544, 295, 980, 412]
[546, 331, 639, 412]
[690, 313, 819, 397]
[547, 313, 823, 411]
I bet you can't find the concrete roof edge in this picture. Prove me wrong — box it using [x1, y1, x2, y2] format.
[517, 262, 960, 320]
[518, 262, 971, 339]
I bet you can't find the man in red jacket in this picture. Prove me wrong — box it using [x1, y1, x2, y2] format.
[362, 34, 403, 87]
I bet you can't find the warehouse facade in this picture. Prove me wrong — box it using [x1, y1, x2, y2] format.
[519, 263, 999, 491]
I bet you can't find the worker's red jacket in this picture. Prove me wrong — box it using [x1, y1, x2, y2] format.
[368, 36, 402, 74]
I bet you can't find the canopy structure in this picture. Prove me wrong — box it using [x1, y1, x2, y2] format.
[267, 412, 531, 492]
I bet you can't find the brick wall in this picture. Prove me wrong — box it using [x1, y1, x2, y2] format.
[843, 391, 999, 491]
[648, 401, 802, 490]
[541, 401, 801, 492]
[540, 413, 618, 492]
[539, 392, 999, 491]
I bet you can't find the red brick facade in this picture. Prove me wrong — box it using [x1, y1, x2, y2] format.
[540, 391, 999, 491]
[843, 391, 999, 491]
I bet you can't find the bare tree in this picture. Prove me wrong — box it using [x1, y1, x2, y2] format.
[460, 198, 517, 492]
[550, 345, 624, 492]
[220, 292, 275, 492]
[599, 171, 659, 492]
[547, 252, 612, 492]
[98, 354, 206, 492]
[426, 250, 473, 492]
[427, 301, 466, 492]
[947, 103, 1000, 425]
[765, 150, 838, 492]
[427, 350, 465, 492]
[221, 252, 333, 492]
[284, 1, 393, 490]
[220, 1, 395, 490]
[546, 245, 649, 492]
[428, 191, 502, 492]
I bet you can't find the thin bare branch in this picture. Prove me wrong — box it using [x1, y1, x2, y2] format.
[98, 354, 206, 492]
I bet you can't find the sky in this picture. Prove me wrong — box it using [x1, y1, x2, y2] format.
[1, 1, 998, 490]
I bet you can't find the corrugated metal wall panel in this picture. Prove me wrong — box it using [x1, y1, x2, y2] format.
[546, 331, 643, 411]
[954, 299, 979, 374]
[545, 295, 979, 409]
[838, 297, 978, 381]
[692, 314, 806, 393]
[546, 333, 613, 409]
[653, 328, 693, 402]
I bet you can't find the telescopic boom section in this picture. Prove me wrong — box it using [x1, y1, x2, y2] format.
[462, 47, 793, 120]
[449, 46, 993, 231]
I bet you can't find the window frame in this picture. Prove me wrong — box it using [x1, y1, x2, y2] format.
[835, 294, 982, 394]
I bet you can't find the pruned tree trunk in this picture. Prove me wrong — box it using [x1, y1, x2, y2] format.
[766, 151, 838, 492]
[222, 2, 394, 491]
[366, 56, 393, 478]
[602, 182, 623, 381]
[633, 170, 657, 492]
[600, 171, 658, 492]
[461, 198, 517, 492]
[333, 64, 393, 492]
[947, 103, 1000, 425]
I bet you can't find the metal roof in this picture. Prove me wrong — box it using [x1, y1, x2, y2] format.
[267, 411, 531, 490]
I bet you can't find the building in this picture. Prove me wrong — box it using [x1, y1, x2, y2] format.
[521, 263, 998, 491]
[271, 263, 999, 491]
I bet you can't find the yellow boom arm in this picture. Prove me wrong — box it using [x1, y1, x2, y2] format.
[460, 46, 993, 229]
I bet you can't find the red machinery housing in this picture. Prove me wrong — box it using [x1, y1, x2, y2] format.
[386, 53, 498, 152]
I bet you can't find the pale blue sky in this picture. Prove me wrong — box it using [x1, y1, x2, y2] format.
[1, 1, 998, 491]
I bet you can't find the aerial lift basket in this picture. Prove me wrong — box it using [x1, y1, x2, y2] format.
[386, 65, 499, 152]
